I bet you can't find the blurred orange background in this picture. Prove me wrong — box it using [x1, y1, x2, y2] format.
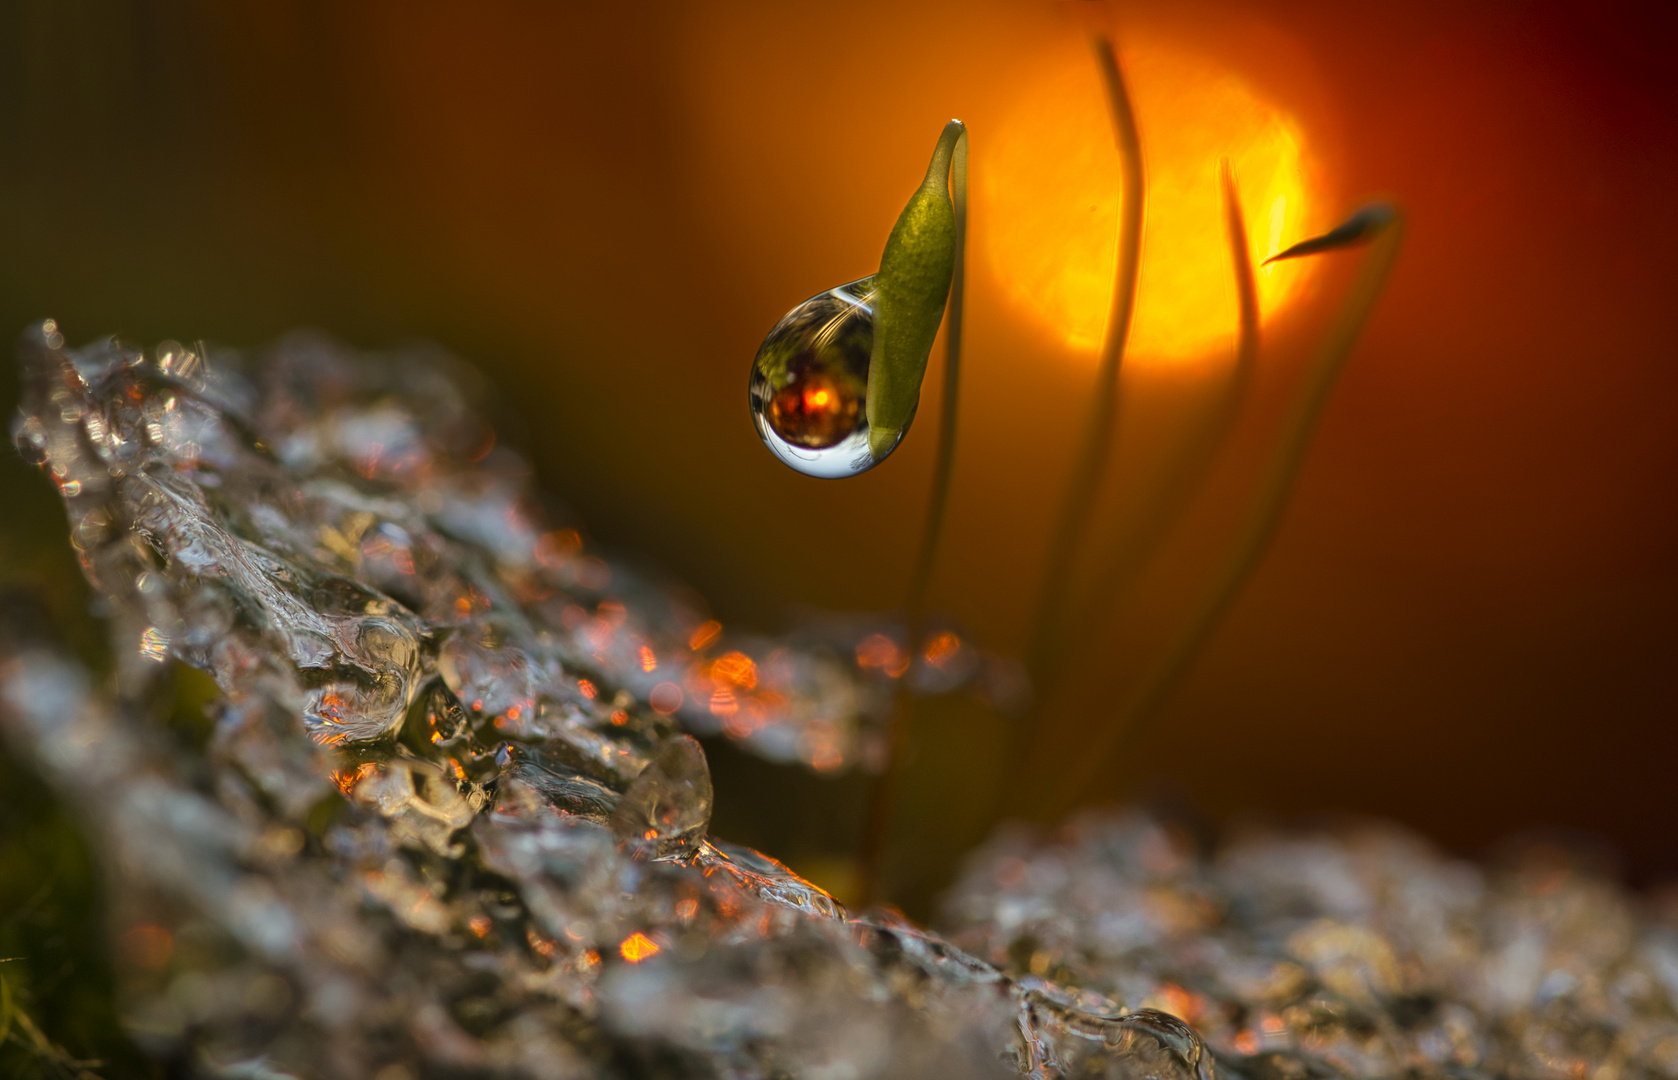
[2, 1, 1676, 902]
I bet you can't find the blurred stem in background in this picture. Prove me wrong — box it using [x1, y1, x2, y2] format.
[1012, 160, 1261, 811]
[1046, 160, 1261, 696]
[1024, 35, 1144, 698]
[1038, 202, 1405, 821]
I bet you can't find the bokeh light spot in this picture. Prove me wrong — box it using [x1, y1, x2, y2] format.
[983, 42, 1323, 362]
[619, 932, 661, 963]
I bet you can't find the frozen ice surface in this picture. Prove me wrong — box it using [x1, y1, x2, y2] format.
[944, 812, 1678, 1080]
[7, 321, 1677, 1079]
[0, 323, 1205, 1078]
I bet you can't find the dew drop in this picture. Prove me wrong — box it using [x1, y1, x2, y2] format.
[747, 277, 912, 478]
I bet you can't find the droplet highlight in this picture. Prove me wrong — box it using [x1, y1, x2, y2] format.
[748, 277, 912, 478]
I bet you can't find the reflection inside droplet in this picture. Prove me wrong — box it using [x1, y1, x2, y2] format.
[769, 370, 858, 449]
[748, 276, 912, 478]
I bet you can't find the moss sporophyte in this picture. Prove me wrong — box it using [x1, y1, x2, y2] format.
[745, 36, 1402, 902]
[749, 119, 967, 481]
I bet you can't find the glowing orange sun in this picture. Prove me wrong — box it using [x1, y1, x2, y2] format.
[982, 40, 1325, 362]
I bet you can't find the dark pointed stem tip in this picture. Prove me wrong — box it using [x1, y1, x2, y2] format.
[1262, 202, 1398, 265]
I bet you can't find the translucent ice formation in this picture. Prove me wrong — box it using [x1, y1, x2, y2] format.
[0, 322, 1205, 1078]
[13, 322, 1671, 1080]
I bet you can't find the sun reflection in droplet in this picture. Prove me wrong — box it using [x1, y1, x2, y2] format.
[982, 40, 1324, 362]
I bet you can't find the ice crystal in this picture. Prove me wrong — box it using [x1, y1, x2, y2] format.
[0, 323, 1209, 1078]
[10, 322, 1674, 1079]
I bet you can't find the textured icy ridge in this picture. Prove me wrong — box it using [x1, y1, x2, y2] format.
[2, 322, 1220, 1079]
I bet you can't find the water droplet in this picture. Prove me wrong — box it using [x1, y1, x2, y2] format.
[748, 277, 913, 478]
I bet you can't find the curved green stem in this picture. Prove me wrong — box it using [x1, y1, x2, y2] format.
[903, 122, 967, 623]
[1025, 34, 1145, 688]
[857, 120, 967, 907]
[867, 123, 964, 458]
[1046, 209, 1406, 819]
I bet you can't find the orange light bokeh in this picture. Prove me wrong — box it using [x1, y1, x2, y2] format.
[619, 932, 661, 963]
[982, 38, 1324, 361]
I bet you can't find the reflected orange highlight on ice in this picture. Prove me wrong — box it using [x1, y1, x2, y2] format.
[856, 633, 909, 677]
[332, 762, 378, 797]
[619, 932, 660, 962]
[923, 631, 962, 667]
[710, 651, 758, 691]
[688, 620, 722, 651]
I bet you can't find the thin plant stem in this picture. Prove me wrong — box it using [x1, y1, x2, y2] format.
[1043, 160, 1259, 693]
[904, 122, 968, 624]
[1045, 210, 1406, 820]
[1025, 35, 1145, 688]
[856, 119, 967, 908]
